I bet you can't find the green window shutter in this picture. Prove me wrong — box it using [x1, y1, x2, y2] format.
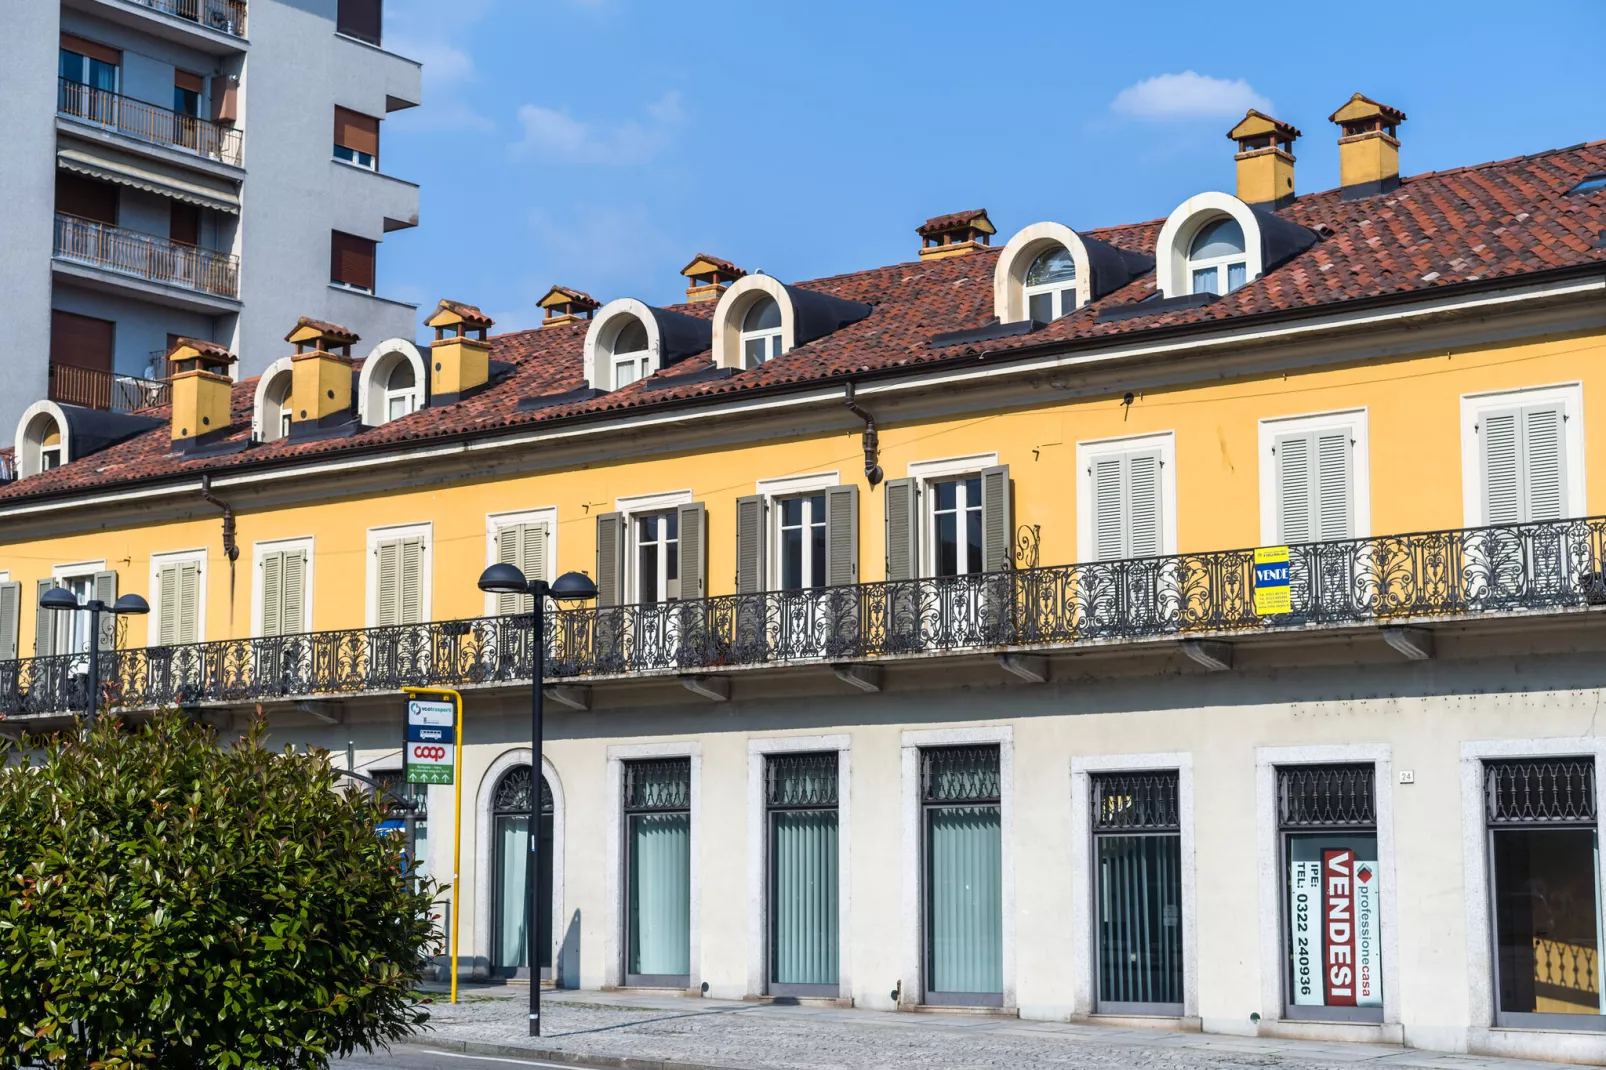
[34, 579, 55, 657]
[980, 465, 1011, 573]
[282, 550, 306, 634]
[158, 565, 179, 646]
[676, 502, 707, 599]
[1480, 408, 1521, 525]
[400, 537, 424, 624]
[883, 477, 918, 581]
[94, 569, 118, 649]
[177, 563, 200, 644]
[0, 581, 20, 661]
[376, 539, 400, 626]
[495, 524, 524, 616]
[595, 513, 623, 607]
[824, 484, 859, 587]
[261, 551, 283, 636]
[735, 495, 766, 594]
[1522, 405, 1566, 522]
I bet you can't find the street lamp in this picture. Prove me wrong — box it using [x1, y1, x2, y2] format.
[38, 586, 149, 728]
[476, 564, 597, 1036]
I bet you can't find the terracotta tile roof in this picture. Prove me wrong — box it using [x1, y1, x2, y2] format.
[285, 317, 358, 344]
[7, 140, 1606, 503]
[917, 209, 994, 238]
[426, 299, 494, 329]
[681, 253, 745, 278]
[170, 338, 236, 362]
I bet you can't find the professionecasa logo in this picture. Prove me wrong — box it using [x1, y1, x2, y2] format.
[412, 744, 447, 760]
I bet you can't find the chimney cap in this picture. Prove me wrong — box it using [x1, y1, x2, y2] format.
[1227, 110, 1302, 145]
[285, 316, 360, 347]
[917, 209, 996, 240]
[425, 299, 495, 331]
[680, 253, 747, 280]
[166, 337, 237, 367]
[538, 285, 599, 312]
[1328, 93, 1407, 127]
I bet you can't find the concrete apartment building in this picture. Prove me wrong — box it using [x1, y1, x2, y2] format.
[0, 0, 421, 436]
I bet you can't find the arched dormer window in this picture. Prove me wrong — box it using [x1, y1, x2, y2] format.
[384, 360, 416, 421]
[741, 297, 783, 366]
[608, 319, 650, 388]
[1187, 216, 1248, 296]
[1024, 246, 1078, 322]
[583, 299, 713, 390]
[40, 427, 62, 470]
[356, 338, 427, 426]
[13, 401, 73, 478]
[251, 357, 295, 442]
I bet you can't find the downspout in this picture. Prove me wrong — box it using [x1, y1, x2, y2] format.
[201, 474, 241, 634]
[843, 382, 883, 489]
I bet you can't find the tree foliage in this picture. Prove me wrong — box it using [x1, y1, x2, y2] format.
[0, 712, 434, 1068]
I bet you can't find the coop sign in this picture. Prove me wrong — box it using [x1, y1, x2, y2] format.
[1253, 545, 1291, 616]
[405, 698, 456, 785]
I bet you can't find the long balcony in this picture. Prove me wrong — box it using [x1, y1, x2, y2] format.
[59, 79, 243, 166]
[117, 0, 247, 38]
[54, 213, 239, 299]
[4, 516, 1604, 720]
[48, 363, 171, 413]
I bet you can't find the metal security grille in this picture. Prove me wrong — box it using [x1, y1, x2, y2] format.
[766, 752, 838, 809]
[922, 745, 1001, 804]
[625, 757, 691, 812]
[1092, 771, 1180, 831]
[1277, 764, 1375, 829]
[1485, 759, 1596, 826]
[490, 766, 553, 815]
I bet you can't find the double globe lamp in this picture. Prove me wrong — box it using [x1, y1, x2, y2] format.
[476, 563, 596, 1036]
[38, 585, 150, 728]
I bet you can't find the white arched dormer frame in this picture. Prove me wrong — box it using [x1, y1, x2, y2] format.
[993, 222, 1098, 323]
[711, 273, 795, 370]
[13, 400, 72, 478]
[1154, 192, 1265, 300]
[584, 298, 662, 390]
[250, 357, 295, 443]
[357, 338, 427, 427]
[473, 749, 567, 986]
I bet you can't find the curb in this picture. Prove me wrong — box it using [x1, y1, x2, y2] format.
[413, 1038, 745, 1070]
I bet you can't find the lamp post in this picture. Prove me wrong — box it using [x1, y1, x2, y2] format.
[476, 564, 597, 1036]
[38, 586, 149, 728]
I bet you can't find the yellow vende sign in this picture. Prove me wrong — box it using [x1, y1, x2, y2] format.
[1254, 546, 1292, 615]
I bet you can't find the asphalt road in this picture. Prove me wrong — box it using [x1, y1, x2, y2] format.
[334, 1047, 621, 1070]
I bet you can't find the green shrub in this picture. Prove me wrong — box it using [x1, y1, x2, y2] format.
[0, 712, 435, 1069]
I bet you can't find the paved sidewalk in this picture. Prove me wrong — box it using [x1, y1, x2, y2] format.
[413, 985, 1578, 1070]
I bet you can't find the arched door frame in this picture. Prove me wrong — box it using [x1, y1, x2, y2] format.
[474, 749, 566, 984]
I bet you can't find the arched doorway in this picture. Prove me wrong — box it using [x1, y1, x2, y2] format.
[491, 766, 555, 978]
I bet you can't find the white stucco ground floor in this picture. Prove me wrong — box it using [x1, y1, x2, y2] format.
[265, 614, 1606, 1065]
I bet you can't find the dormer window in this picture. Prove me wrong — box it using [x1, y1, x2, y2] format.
[385, 360, 416, 421]
[270, 375, 291, 439]
[1024, 246, 1078, 322]
[742, 297, 783, 366]
[354, 339, 427, 427]
[609, 319, 651, 388]
[41, 428, 62, 470]
[1188, 217, 1248, 296]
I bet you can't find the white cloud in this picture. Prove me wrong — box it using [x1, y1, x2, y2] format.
[390, 39, 477, 89]
[1110, 72, 1272, 121]
[511, 92, 683, 165]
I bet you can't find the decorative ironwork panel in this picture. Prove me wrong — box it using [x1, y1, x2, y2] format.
[1485, 759, 1596, 826]
[1092, 771, 1180, 831]
[922, 745, 1001, 804]
[491, 766, 554, 814]
[625, 758, 691, 812]
[1277, 764, 1376, 829]
[766, 752, 839, 809]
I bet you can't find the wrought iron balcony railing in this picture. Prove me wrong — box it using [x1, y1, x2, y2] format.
[3, 515, 1604, 718]
[59, 79, 243, 165]
[121, 0, 247, 38]
[54, 213, 240, 299]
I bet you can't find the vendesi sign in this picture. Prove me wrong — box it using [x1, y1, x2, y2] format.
[1253, 546, 1291, 615]
[1289, 849, 1381, 1007]
[405, 698, 457, 785]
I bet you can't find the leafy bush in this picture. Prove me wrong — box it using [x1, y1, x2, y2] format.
[0, 712, 435, 1068]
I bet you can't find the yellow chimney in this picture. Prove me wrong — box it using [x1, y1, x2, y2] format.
[423, 299, 495, 404]
[537, 285, 600, 328]
[1228, 111, 1301, 210]
[1330, 93, 1407, 201]
[284, 317, 358, 426]
[166, 338, 237, 443]
[680, 254, 746, 303]
[916, 209, 996, 260]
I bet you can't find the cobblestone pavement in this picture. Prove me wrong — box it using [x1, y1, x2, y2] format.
[407, 985, 1579, 1070]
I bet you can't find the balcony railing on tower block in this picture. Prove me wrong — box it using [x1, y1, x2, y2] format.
[4, 515, 1604, 718]
[48, 363, 172, 413]
[54, 213, 240, 300]
[120, 0, 247, 38]
[59, 79, 243, 166]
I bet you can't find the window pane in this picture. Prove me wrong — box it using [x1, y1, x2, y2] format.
[1028, 291, 1052, 323]
[965, 506, 983, 574]
[1286, 833, 1382, 1009]
[771, 810, 839, 985]
[781, 497, 803, 527]
[769, 334, 782, 360]
[59, 51, 83, 82]
[781, 526, 803, 591]
[1098, 834, 1184, 1006]
[628, 812, 691, 976]
[937, 513, 958, 577]
[493, 813, 529, 969]
[89, 59, 116, 92]
[1060, 287, 1077, 315]
[1228, 261, 1248, 292]
[1192, 267, 1218, 295]
[1493, 828, 1602, 1016]
[743, 297, 782, 331]
[614, 358, 639, 388]
[1025, 245, 1076, 286]
[613, 319, 649, 353]
[1189, 216, 1246, 258]
[810, 519, 826, 589]
[935, 480, 956, 511]
[927, 804, 1003, 994]
[745, 336, 765, 365]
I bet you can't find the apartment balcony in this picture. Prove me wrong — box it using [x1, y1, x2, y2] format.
[47, 363, 171, 413]
[53, 213, 240, 306]
[4, 516, 1605, 720]
[72, 0, 248, 49]
[59, 79, 242, 167]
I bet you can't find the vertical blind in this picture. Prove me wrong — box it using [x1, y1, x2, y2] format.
[923, 746, 1003, 996]
[626, 759, 691, 979]
[1092, 771, 1183, 1008]
[1093, 450, 1162, 560]
[1482, 405, 1566, 525]
[768, 753, 839, 988]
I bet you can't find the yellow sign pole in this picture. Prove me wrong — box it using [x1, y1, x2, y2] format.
[403, 686, 465, 1005]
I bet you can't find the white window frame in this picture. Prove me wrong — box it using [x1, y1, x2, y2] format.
[745, 733, 852, 1000]
[908, 453, 999, 580]
[1075, 432, 1178, 562]
[483, 507, 558, 615]
[616, 490, 693, 605]
[251, 535, 314, 637]
[384, 363, 418, 423]
[612, 349, 651, 389]
[755, 472, 840, 591]
[1187, 249, 1248, 296]
[49, 559, 105, 656]
[365, 521, 432, 627]
[1258, 408, 1371, 545]
[474, 749, 570, 987]
[1022, 245, 1078, 321]
[148, 548, 208, 647]
[1460, 383, 1585, 527]
[333, 146, 377, 171]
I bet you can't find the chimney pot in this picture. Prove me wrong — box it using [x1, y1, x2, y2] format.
[1227, 110, 1301, 210]
[680, 254, 747, 303]
[916, 210, 995, 260]
[423, 299, 495, 404]
[537, 285, 601, 327]
[284, 317, 358, 428]
[165, 338, 237, 445]
[1329, 93, 1407, 201]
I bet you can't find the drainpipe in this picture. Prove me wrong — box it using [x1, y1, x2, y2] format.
[844, 382, 883, 489]
[201, 474, 241, 633]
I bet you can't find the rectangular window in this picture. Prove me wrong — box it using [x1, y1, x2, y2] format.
[330, 230, 376, 292]
[1091, 450, 1163, 560]
[374, 536, 424, 626]
[169, 202, 200, 247]
[778, 494, 827, 591]
[55, 172, 118, 227]
[58, 34, 119, 93]
[156, 560, 202, 646]
[50, 310, 115, 376]
[930, 477, 982, 578]
[923, 745, 1003, 1006]
[336, 0, 383, 44]
[1485, 758, 1604, 1030]
[40, 571, 115, 658]
[1092, 771, 1184, 1015]
[767, 752, 840, 996]
[1278, 764, 1382, 1021]
[258, 547, 307, 637]
[493, 522, 547, 615]
[333, 106, 379, 170]
[635, 511, 679, 604]
[624, 758, 691, 987]
[173, 70, 203, 118]
[1481, 405, 1568, 525]
[1275, 430, 1353, 543]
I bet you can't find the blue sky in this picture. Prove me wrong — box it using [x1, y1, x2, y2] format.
[379, 0, 1606, 334]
